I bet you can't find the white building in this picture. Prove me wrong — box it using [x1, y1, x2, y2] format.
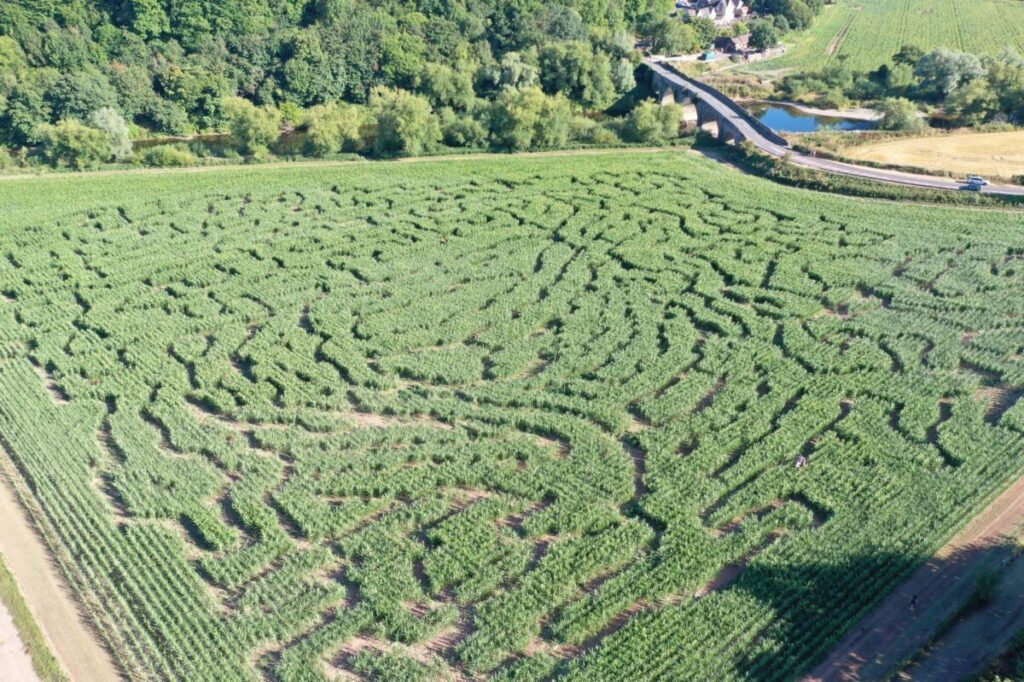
[676, 0, 748, 26]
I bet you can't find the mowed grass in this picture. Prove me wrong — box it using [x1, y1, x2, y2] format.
[841, 131, 1024, 179]
[1, 153, 1024, 681]
[748, 0, 1024, 74]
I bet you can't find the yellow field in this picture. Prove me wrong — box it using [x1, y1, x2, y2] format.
[841, 131, 1024, 179]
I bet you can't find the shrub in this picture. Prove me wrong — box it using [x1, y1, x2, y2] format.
[221, 97, 280, 156]
[34, 119, 109, 169]
[139, 144, 198, 167]
[89, 107, 132, 161]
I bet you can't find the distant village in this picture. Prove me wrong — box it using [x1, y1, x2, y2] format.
[669, 0, 785, 62]
[676, 0, 749, 26]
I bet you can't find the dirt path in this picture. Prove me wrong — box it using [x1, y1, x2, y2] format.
[0, 466, 122, 682]
[804, 474, 1024, 681]
[0, 596, 40, 682]
[902, 544, 1024, 680]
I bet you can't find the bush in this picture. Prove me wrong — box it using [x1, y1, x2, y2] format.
[623, 101, 684, 144]
[89, 107, 132, 161]
[221, 97, 280, 156]
[138, 144, 198, 167]
[303, 103, 367, 155]
[34, 119, 110, 169]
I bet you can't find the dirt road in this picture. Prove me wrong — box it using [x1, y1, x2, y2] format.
[0, 465, 122, 682]
[804, 475, 1024, 681]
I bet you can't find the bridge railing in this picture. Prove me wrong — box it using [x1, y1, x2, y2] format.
[645, 61, 790, 149]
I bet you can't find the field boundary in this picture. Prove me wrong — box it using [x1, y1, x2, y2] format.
[0, 459, 123, 682]
[0, 558, 48, 682]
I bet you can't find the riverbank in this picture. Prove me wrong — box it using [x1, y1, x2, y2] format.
[739, 98, 881, 121]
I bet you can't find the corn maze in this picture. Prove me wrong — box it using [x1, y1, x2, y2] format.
[1, 154, 1024, 681]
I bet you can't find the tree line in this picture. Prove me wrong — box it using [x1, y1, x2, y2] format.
[0, 0, 673, 168]
[0, 0, 820, 169]
[780, 45, 1024, 130]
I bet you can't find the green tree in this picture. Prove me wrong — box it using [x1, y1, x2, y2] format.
[914, 48, 986, 100]
[124, 0, 171, 39]
[439, 107, 489, 148]
[949, 79, 1000, 125]
[623, 100, 683, 143]
[877, 97, 923, 131]
[612, 57, 636, 92]
[893, 45, 925, 67]
[304, 102, 366, 155]
[536, 6, 588, 41]
[1, 80, 53, 146]
[650, 20, 698, 56]
[417, 62, 476, 112]
[221, 96, 280, 155]
[749, 21, 780, 51]
[539, 42, 617, 109]
[46, 70, 119, 121]
[489, 86, 573, 150]
[685, 17, 717, 48]
[90, 107, 132, 160]
[370, 87, 442, 155]
[35, 119, 110, 169]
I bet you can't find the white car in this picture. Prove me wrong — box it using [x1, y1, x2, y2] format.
[967, 175, 989, 186]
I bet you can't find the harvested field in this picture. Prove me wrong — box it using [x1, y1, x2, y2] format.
[841, 131, 1024, 180]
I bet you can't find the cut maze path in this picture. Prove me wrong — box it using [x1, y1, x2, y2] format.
[805, 474, 1024, 682]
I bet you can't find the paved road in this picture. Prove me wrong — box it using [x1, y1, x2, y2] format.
[645, 59, 1024, 198]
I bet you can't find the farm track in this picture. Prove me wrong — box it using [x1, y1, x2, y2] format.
[804, 473, 1024, 682]
[0, 464, 122, 682]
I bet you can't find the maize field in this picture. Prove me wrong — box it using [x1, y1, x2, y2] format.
[1, 153, 1023, 680]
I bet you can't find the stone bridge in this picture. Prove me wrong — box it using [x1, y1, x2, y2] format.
[647, 59, 791, 148]
[641, 58, 1024, 197]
